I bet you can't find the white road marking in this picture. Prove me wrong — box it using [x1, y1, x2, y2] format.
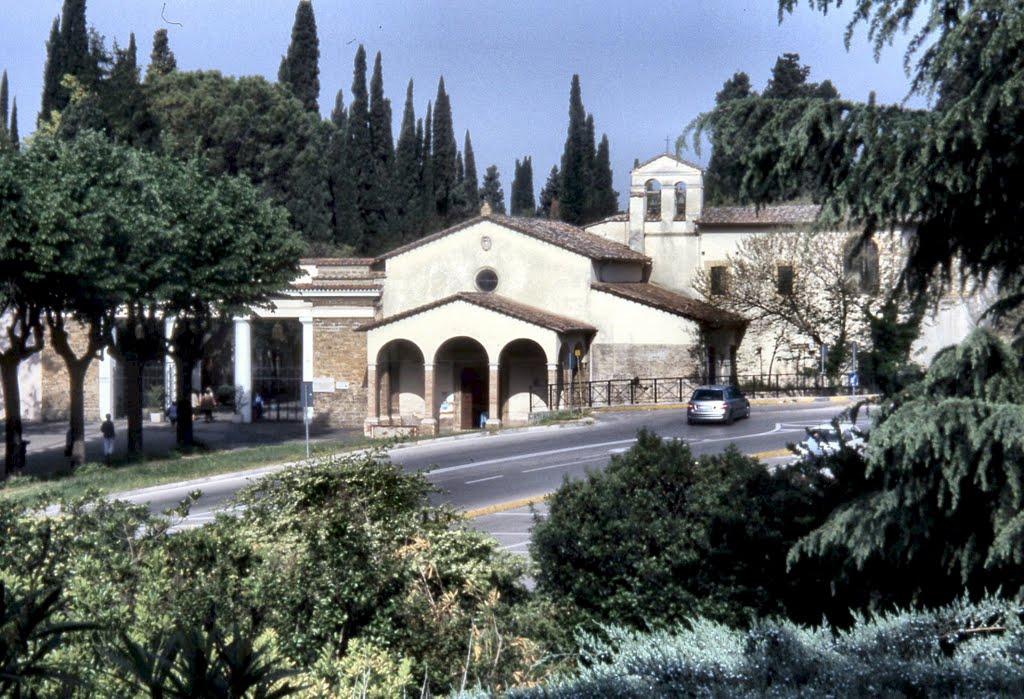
[466, 475, 504, 484]
[429, 438, 638, 475]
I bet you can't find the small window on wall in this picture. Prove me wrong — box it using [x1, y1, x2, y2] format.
[645, 180, 661, 220]
[777, 265, 795, 296]
[475, 268, 498, 292]
[674, 182, 687, 220]
[710, 265, 729, 296]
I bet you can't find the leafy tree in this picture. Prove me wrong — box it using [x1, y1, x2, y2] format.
[539, 164, 560, 219]
[0, 151, 45, 477]
[791, 329, 1024, 610]
[510, 156, 535, 216]
[531, 429, 833, 629]
[478, 164, 506, 214]
[689, 0, 1024, 322]
[462, 129, 480, 216]
[692, 230, 916, 381]
[144, 28, 176, 82]
[431, 77, 459, 226]
[277, 0, 320, 113]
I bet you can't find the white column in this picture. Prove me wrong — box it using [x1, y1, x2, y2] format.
[164, 317, 177, 405]
[300, 315, 314, 419]
[98, 348, 114, 419]
[233, 317, 252, 423]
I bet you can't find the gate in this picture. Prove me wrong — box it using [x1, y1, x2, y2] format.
[252, 365, 303, 421]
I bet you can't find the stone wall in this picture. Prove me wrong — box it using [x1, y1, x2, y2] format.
[39, 323, 101, 421]
[311, 318, 368, 428]
[589, 342, 699, 382]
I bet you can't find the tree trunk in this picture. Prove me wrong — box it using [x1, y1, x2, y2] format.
[67, 360, 88, 468]
[1, 357, 24, 478]
[124, 359, 143, 456]
[175, 355, 196, 446]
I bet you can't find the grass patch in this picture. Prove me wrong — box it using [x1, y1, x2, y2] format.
[0, 439, 361, 506]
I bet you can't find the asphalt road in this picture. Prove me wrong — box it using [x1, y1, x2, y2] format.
[116, 399, 870, 529]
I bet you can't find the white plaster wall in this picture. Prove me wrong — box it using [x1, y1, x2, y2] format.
[588, 291, 701, 346]
[586, 219, 628, 246]
[384, 220, 595, 318]
[645, 234, 701, 293]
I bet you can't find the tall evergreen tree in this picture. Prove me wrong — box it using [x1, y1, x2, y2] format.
[364, 51, 394, 252]
[421, 101, 435, 231]
[431, 77, 458, 225]
[327, 89, 356, 250]
[278, 0, 320, 112]
[345, 45, 371, 251]
[591, 134, 619, 217]
[8, 99, 18, 150]
[102, 33, 157, 147]
[704, 72, 755, 204]
[539, 164, 561, 219]
[462, 130, 479, 215]
[40, 18, 63, 120]
[479, 165, 506, 214]
[59, 0, 94, 87]
[145, 28, 176, 82]
[393, 80, 422, 241]
[559, 74, 591, 225]
[511, 156, 536, 216]
[0, 71, 8, 138]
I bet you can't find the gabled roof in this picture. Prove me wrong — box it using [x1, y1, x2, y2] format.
[633, 153, 704, 173]
[699, 204, 820, 227]
[358, 292, 596, 334]
[378, 215, 648, 263]
[591, 282, 747, 328]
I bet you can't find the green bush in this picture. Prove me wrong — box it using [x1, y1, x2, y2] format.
[505, 597, 1024, 698]
[530, 429, 835, 629]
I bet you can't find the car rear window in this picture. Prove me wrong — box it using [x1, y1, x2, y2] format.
[692, 389, 724, 401]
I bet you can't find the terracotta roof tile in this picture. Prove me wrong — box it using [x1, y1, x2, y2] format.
[287, 280, 382, 292]
[591, 282, 747, 327]
[634, 153, 705, 172]
[358, 292, 596, 334]
[299, 257, 378, 265]
[380, 215, 648, 263]
[699, 204, 820, 226]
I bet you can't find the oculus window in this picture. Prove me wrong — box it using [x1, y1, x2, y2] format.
[475, 268, 498, 293]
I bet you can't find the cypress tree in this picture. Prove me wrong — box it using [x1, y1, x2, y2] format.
[40, 17, 63, 121]
[103, 33, 156, 147]
[479, 165, 506, 214]
[559, 74, 590, 225]
[462, 130, 479, 215]
[592, 134, 618, 217]
[511, 156, 536, 216]
[289, 119, 334, 250]
[327, 89, 357, 250]
[539, 164, 561, 219]
[431, 77, 458, 224]
[421, 101, 435, 231]
[8, 99, 18, 150]
[364, 51, 394, 252]
[346, 46, 372, 252]
[394, 79, 422, 241]
[0, 71, 8, 136]
[145, 28, 176, 82]
[278, 0, 320, 112]
[59, 0, 96, 91]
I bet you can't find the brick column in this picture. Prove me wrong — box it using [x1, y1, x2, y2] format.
[233, 317, 252, 423]
[420, 363, 437, 435]
[486, 363, 501, 429]
[379, 361, 392, 426]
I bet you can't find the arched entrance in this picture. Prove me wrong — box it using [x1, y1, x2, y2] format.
[435, 337, 489, 431]
[376, 340, 425, 426]
[499, 339, 548, 425]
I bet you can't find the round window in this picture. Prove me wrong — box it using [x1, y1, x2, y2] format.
[475, 268, 498, 293]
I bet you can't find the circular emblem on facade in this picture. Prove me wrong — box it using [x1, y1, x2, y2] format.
[481, 236, 492, 251]
[475, 268, 498, 293]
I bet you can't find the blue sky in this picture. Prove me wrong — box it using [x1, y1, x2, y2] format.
[2, 0, 920, 206]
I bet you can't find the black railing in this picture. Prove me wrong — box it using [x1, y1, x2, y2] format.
[530, 372, 872, 412]
[252, 366, 303, 421]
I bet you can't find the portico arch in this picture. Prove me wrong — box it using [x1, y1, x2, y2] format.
[499, 339, 549, 424]
[434, 337, 490, 431]
[375, 339, 425, 426]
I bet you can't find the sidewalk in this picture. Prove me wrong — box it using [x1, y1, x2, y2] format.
[17, 413, 361, 478]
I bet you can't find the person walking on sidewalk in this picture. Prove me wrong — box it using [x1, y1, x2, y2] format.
[101, 414, 116, 463]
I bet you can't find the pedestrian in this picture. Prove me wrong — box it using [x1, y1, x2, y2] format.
[101, 413, 116, 462]
[253, 392, 264, 420]
[201, 387, 215, 422]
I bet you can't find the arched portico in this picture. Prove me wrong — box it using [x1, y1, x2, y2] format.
[434, 337, 490, 431]
[499, 339, 548, 424]
[374, 339, 425, 427]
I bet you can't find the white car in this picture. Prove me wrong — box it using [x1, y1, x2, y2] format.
[796, 422, 866, 458]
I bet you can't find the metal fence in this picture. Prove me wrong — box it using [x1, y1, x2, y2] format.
[252, 366, 303, 421]
[531, 372, 869, 412]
